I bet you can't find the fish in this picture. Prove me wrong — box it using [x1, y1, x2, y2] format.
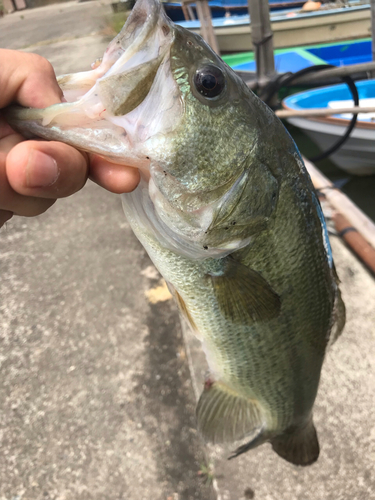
[6, 0, 345, 466]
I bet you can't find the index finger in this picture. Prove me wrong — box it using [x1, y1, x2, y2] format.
[0, 49, 63, 109]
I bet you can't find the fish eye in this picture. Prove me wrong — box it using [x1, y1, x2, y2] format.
[194, 65, 225, 99]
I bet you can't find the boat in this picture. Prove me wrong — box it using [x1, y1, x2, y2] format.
[176, 2, 372, 53]
[163, 0, 304, 22]
[282, 79, 375, 175]
[223, 38, 373, 74]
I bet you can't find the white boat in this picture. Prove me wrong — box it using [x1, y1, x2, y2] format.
[282, 79, 375, 176]
[177, 3, 371, 53]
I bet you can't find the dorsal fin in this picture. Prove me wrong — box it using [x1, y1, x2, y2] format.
[328, 266, 346, 347]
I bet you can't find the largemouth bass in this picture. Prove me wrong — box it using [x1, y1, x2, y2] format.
[6, 0, 345, 466]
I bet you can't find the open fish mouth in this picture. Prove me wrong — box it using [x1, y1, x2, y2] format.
[6, 0, 278, 259]
[6, 0, 182, 170]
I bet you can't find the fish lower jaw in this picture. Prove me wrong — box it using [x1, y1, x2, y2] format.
[147, 179, 253, 257]
[151, 206, 251, 259]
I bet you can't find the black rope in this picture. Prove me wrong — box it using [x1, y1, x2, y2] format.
[262, 64, 359, 163]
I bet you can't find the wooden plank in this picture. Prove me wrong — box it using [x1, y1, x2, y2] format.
[303, 156, 375, 251]
[187, 5, 195, 19]
[181, 5, 191, 21]
[333, 212, 375, 273]
[194, 0, 220, 54]
[277, 106, 375, 118]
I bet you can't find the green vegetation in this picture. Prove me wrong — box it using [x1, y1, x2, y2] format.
[109, 11, 130, 34]
[198, 462, 215, 486]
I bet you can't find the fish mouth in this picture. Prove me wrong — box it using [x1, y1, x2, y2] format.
[6, 0, 181, 169]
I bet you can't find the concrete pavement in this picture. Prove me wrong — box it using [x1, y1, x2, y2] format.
[0, 3, 213, 499]
[0, 185, 213, 500]
[0, 0, 113, 51]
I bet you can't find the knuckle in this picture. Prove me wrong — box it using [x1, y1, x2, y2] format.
[30, 54, 55, 75]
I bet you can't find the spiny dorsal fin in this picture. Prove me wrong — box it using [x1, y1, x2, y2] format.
[271, 418, 320, 466]
[196, 380, 264, 444]
[207, 258, 281, 324]
[328, 271, 346, 347]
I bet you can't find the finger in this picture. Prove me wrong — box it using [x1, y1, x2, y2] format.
[0, 157, 56, 216]
[6, 140, 89, 199]
[89, 155, 140, 194]
[0, 133, 56, 216]
[0, 116, 16, 140]
[0, 49, 63, 109]
[0, 210, 13, 228]
[0, 131, 24, 158]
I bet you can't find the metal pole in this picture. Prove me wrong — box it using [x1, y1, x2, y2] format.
[291, 61, 375, 84]
[371, 0, 375, 76]
[240, 61, 375, 89]
[247, 0, 275, 87]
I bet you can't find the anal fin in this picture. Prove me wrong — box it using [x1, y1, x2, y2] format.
[271, 418, 320, 466]
[196, 380, 264, 444]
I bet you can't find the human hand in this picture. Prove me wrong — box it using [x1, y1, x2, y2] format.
[0, 49, 140, 228]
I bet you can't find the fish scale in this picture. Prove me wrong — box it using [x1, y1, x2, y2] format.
[7, 0, 344, 465]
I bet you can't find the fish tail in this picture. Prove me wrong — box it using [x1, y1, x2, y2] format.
[196, 380, 265, 444]
[270, 417, 320, 466]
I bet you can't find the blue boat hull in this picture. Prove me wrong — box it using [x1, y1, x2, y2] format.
[283, 80, 375, 175]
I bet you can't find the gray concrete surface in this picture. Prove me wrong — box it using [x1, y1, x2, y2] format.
[0, 3, 213, 499]
[0, 0, 113, 51]
[183, 233, 375, 500]
[0, 187, 213, 500]
[0, 184, 214, 500]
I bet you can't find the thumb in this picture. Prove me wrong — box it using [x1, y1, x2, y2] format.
[6, 140, 89, 199]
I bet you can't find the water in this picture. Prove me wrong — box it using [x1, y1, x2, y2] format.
[286, 123, 375, 222]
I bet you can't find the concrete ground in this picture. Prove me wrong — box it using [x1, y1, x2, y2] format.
[1, 2, 375, 500]
[0, 0, 113, 51]
[1, 3, 213, 500]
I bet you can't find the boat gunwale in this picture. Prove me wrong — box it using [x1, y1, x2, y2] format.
[180, 3, 371, 31]
[282, 102, 375, 130]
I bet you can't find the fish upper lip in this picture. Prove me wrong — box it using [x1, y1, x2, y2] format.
[6, 0, 177, 169]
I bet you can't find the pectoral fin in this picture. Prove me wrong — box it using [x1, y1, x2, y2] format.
[168, 283, 198, 331]
[208, 258, 281, 324]
[196, 380, 264, 444]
